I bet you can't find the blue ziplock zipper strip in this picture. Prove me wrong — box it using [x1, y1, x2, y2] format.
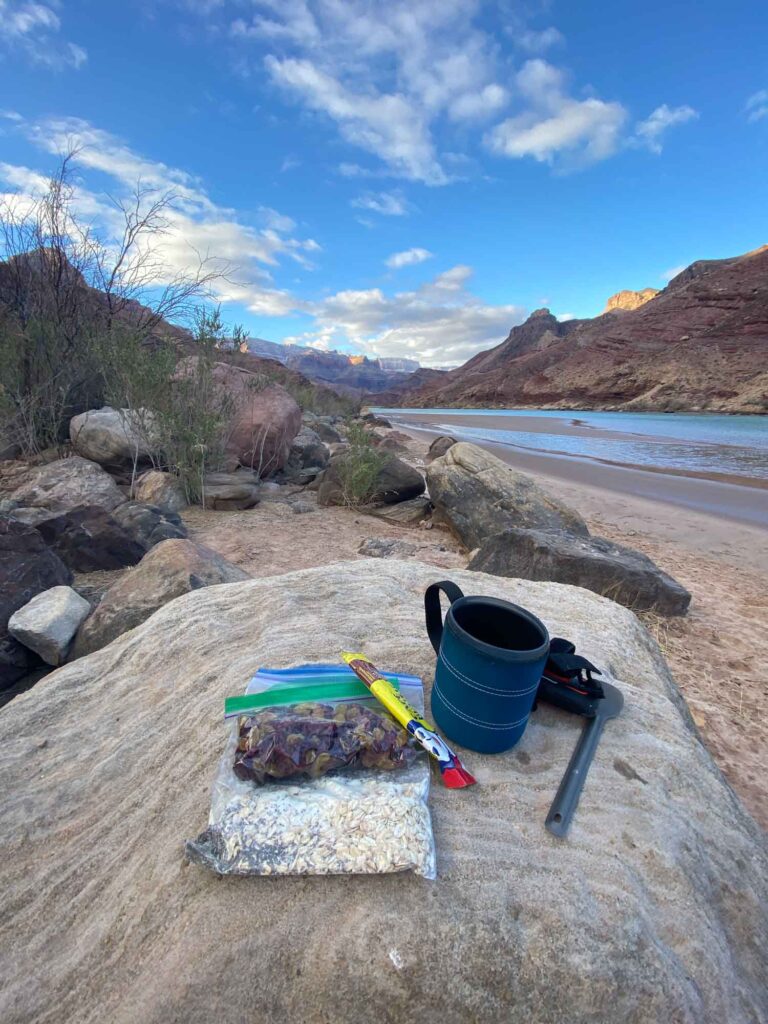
[249, 663, 421, 684]
[228, 663, 424, 719]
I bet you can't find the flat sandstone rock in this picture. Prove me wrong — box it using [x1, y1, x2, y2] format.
[0, 561, 765, 1024]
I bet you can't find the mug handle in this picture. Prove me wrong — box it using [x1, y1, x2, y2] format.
[424, 581, 465, 654]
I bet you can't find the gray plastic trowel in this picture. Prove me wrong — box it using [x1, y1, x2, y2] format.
[545, 679, 624, 838]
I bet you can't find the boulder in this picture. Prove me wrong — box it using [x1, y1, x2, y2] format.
[0, 517, 72, 687]
[373, 429, 412, 453]
[8, 456, 126, 514]
[69, 407, 157, 466]
[427, 442, 588, 549]
[427, 434, 458, 461]
[362, 412, 392, 427]
[111, 501, 187, 549]
[35, 507, 147, 572]
[177, 361, 302, 476]
[71, 539, 250, 658]
[227, 381, 302, 475]
[200, 472, 260, 511]
[365, 495, 432, 526]
[358, 537, 417, 558]
[468, 528, 692, 616]
[0, 560, 765, 1023]
[0, 634, 38, 691]
[318, 452, 425, 507]
[132, 471, 187, 513]
[283, 426, 329, 483]
[8, 586, 91, 665]
[313, 420, 343, 444]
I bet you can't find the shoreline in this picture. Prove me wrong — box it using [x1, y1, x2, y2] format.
[387, 412, 768, 535]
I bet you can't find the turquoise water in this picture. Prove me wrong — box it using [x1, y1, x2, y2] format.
[376, 408, 768, 482]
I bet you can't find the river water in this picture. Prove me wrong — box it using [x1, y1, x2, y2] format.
[375, 408, 768, 484]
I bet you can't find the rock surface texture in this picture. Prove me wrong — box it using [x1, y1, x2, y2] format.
[69, 407, 156, 466]
[71, 538, 250, 658]
[8, 585, 90, 665]
[0, 517, 72, 686]
[469, 527, 692, 616]
[0, 560, 765, 1024]
[8, 456, 126, 514]
[427, 442, 588, 549]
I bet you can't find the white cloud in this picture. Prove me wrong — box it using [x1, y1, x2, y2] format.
[385, 248, 432, 269]
[258, 206, 296, 233]
[745, 90, 768, 123]
[265, 55, 446, 185]
[351, 190, 410, 216]
[0, 0, 87, 69]
[634, 104, 698, 154]
[518, 27, 565, 53]
[486, 60, 627, 168]
[229, 1, 519, 184]
[285, 264, 525, 366]
[0, 115, 320, 318]
[449, 84, 508, 122]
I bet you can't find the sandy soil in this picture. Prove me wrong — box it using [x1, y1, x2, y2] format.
[183, 484, 465, 578]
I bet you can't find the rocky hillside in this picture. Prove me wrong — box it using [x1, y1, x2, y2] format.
[603, 288, 659, 312]
[381, 245, 768, 413]
[246, 337, 419, 394]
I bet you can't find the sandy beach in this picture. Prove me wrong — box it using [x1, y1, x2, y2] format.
[385, 412, 768, 828]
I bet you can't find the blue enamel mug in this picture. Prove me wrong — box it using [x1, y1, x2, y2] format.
[425, 581, 550, 754]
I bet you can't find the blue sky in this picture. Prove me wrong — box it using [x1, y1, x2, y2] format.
[0, 1, 766, 366]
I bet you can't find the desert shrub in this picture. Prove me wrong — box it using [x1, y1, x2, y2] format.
[336, 420, 387, 506]
[102, 308, 237, 502]
[0, 152, 220, 457]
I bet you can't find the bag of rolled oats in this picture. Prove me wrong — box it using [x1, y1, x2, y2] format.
[185, 665, 437, 879]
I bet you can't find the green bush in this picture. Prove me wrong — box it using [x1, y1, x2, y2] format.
[101, 308, 236, 502]
[335, 420, 387, 506]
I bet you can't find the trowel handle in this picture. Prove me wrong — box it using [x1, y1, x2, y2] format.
[545, 715, 605, 838]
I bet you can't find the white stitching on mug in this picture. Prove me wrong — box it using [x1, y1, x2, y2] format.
[432, 681, 532, 730]
[438, 650, 541, 698]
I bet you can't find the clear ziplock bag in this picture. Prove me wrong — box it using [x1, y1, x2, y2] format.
[186, 664, 436, 878]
